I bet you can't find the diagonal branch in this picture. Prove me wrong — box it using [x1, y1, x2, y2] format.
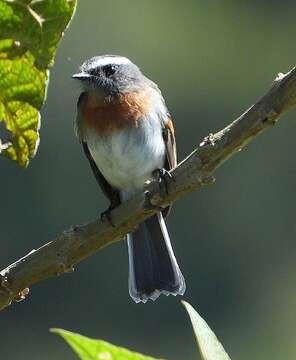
[1, 67, 296, 311]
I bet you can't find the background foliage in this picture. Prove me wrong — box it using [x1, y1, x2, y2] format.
[52, 302, 230, 360]
[0, 0, 76, 166]
[1, 1, 296, 359]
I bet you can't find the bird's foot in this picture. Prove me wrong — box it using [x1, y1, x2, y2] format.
[100, 191, 121, 227]
[153, 168, 173, 197]
[100, 204, 117, 227]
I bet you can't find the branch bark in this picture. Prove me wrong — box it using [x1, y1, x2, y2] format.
[1, 68, 296, 311]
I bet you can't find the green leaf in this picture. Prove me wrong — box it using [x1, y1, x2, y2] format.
[182, 301, 231, 360]
[51, 328, 163, 360]
[0, 0, 77, 167]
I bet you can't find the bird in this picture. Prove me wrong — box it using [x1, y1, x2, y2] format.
[72, 55, 185, 303]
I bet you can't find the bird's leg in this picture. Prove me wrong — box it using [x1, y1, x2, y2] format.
[100, 204, 116, 227]
[152, 168, 173, 197]
[100, 191, 121, 227]
[144, 168, 172, 213]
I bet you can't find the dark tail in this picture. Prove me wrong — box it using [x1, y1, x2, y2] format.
[127, 213, 186, 303]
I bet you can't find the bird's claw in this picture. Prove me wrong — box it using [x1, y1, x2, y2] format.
[100, 206, 116, 227]
[153, 168, 173, 196]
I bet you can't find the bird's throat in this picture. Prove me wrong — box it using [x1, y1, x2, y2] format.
[81, 91, 151, 136]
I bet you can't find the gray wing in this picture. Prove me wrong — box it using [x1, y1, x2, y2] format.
[82, 141, 120, 205]
[163, 116, 177, 170]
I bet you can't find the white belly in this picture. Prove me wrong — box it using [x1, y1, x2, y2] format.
[85, 121, 166, 194]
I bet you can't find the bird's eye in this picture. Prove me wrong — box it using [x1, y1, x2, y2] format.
[89, 68, 100, 76]
[103, 64, 118, 77]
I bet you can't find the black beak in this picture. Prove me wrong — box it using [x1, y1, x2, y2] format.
[72, 72, 92, 81]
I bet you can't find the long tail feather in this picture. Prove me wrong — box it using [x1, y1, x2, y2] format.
[127, 213, 185, 303]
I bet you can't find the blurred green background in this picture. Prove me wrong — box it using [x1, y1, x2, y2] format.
[1, 1, 296, 359]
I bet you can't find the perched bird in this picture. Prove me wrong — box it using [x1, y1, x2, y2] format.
[73, 55, 185, 303]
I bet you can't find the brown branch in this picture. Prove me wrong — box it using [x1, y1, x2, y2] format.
[1, 67, 296, 311]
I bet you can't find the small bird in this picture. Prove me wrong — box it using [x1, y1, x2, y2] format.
[73, 55, 185, 303]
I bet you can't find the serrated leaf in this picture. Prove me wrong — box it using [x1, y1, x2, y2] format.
[51, 328, 163, 360]
[182, 301, 231, 360]
[0, 0, 77, 167]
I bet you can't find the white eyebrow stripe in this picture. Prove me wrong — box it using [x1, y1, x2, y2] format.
[92, 57, 131, 67]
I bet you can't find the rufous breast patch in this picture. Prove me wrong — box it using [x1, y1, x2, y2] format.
[81, 91, 151, 136]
